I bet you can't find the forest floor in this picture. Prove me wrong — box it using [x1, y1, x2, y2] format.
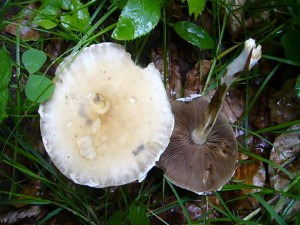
[1, 0, 300, 224]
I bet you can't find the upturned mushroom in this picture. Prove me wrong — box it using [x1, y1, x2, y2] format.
[39, 43, 174, 188]
[157, 39, 262, 195]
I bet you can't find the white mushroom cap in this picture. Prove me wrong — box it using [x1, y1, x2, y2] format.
[39, 43, 174, 188]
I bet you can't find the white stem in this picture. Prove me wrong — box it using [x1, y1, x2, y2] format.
[192, 38, 262, 145]
[221, 38, 262, 86]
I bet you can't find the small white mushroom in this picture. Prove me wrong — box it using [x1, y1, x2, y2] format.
[39, 43, 174, 188]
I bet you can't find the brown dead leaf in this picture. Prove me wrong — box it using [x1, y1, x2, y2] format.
[15, 179, 42, 208]
[269, 124, 300, 190]
[4, 3, 40, 41]
[222, 87, 245, 124]
[269, 78, 300, 125]
[44, 39, 69, 61]
[245, 0, 270, 29]
[224, 0, 246, 41]
[0, 205, 45, 224]
[151, 44, 182, 101]
[228, 134, 268, 210]
[233, 157, 266, 209]
[184, 60, 212, 97]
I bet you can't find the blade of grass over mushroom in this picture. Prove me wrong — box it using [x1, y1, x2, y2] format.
[0, 45, 12, 123]
[112, 0, 161, 40]
[171, 21, 215, 49]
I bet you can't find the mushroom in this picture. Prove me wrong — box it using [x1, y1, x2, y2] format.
[157, 39, 262, 195]
[39, 43, 174, 188]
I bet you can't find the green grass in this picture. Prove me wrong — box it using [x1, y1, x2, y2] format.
[1, 0, 300, 224]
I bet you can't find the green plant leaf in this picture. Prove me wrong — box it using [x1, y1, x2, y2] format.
[32, 3, 60, 29]
[22, 48, 47, 74]
[295, 74, 300, 98]
[281, 29, 300, 64]
[34, 0, 91, 31]
[129, 204, 150, 225]
[60, 0, 91, 32]
[62, 0, 72, 10]
[187, 0, 205, 19]
[112, 0, 161, 40]
[111, 0, 128, 9]
[33, 16, 57, 29]
[0, 46, 12, 123]
[172, 21, 215, 49]
[25, 75, 54, 103]
[42, 0, 62, 9]
[107, 210, 123, 225]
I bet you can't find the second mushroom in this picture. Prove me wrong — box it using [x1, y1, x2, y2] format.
[157, 39, 262, 195]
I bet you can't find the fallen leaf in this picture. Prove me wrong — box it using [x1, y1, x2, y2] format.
[151, 44, 183, 101]
[269, 78, 300, 125]
[4, 3, 40, 41]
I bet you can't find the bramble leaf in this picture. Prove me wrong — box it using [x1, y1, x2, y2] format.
[187, 0, 205, 19]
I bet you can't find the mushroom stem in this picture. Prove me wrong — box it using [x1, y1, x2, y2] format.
[191, 85, 229, 145]
[192, 38, 262, 145]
